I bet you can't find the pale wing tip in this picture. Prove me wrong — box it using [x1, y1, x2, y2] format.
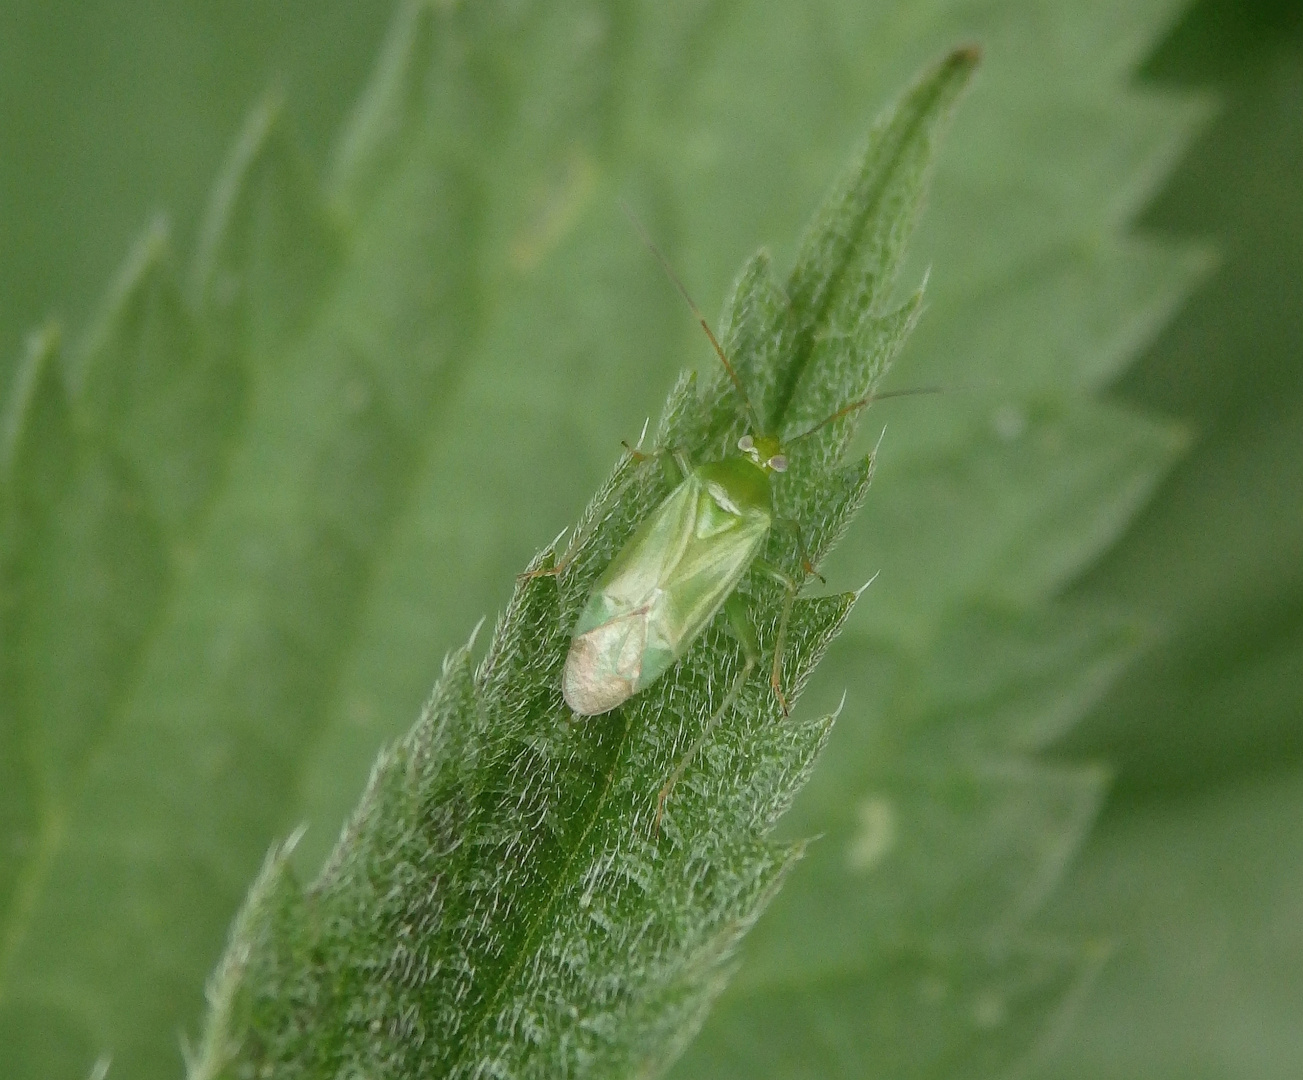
[563, 637, 636, 716]
[563, 670, 633, 715]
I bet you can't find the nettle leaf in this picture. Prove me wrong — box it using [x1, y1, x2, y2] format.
[679, 939, 1108, 1080]
[0, 2, 1210, 1079]
[188, 51, 978, 1080]
[0, 8, 475, 1075]
[1037, 766, 1303, 1080]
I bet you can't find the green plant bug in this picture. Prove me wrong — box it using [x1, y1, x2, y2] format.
[550, 217, 924, 825]
[560, 224, 804, 721]
[561, 428, 791, 718]
[534, 214, 943, 823]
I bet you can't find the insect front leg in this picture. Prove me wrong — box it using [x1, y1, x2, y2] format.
[654, 592, 758, 833]
[621, 440, 693, 484]
[519, 442, 692, 584]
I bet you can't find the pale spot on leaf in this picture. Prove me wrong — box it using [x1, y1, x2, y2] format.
[972, 989, 1007, 1029]
[992, 402, 1027, 441]
[510, 149, 598, 272]
[846, 796, 896, 873]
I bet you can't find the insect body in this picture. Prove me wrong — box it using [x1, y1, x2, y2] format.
[551, 213, 897, 825]
[542, 208, 940, 826]
[562, 439, 787, 716]
[554, 215, 846, 733]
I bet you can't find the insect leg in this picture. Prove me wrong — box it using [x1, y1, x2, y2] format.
[751, 557, 802, 717]
[519, 443, 693, 583]
[654, 592, 757, 833]
[620, 441, 692, 484]
[516, 529, 575, 583]
[517, 552, 575, 582]
[774, 517, 827, 584]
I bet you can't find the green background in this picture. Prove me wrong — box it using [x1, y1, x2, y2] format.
[1, 0, 1299, 1077]
[1044, 3, 1303, 1077]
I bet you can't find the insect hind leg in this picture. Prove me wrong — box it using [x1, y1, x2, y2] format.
[774, 516, 826, 584]
[751, 557, 802, 717]
[654, 593, 758, 834]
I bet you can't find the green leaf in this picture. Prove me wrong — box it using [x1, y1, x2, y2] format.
[186, 49, 978, 1080]
[0, 1, 1213, 1078]
[1067, 0, 1303, 794]
[834, 397, 1189, 644]
[1037, 766, 1303, 1080]
[1030, 8, 1303, 1077]
[0, 10, 475, 1075]
[679, 939, 1107, 1080]
[0, 0, 394, 385]
[670, 600, 1122, 1078]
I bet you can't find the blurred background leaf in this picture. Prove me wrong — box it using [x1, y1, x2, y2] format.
[186, 51, 981, 1079]
[0, 0, 1298, 1079]
[0, 0, 394, 389]
[1039, 2, 1303, 1078]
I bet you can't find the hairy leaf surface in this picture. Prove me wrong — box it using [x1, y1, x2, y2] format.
[0, 1, 1209, 1078]
[187, 50, 976, 1080]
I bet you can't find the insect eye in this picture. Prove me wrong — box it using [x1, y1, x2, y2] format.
[738, 435, 755, 452]
[768, 454, 788, 473]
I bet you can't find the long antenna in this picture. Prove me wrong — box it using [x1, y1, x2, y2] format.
[619, 201, 761, 433]
[786, 386, 947, 443]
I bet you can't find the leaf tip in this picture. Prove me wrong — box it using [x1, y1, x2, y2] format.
[919, 42, 982, 116]
[949, 43, 983, 69]
[853, 571, 881, 601]
[1, 321, 64, 480]
[76, 214, 175, 381]
[330, 0, 443, 208]
[281, 823, 310, 858]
